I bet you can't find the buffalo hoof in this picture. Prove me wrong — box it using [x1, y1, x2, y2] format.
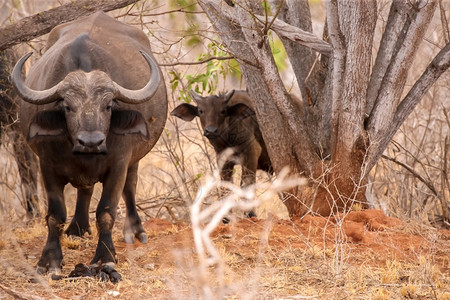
[123, 220, 147, 244]
[67, 263, 122, 283]
[97, 264, 122, 283]
[66, 263, 122, 283]
[36, 264, 64, 280]
[65, 220, 92, 237]
[124, 231, 148, 244]
[136, 232, 148, 244]
[37, 246, 64, 275]
[68, 263, 96, 278]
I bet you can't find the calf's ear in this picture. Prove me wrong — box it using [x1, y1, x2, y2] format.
[28, 110, 66, 141]
[111, 110, 149, 139]
[170, 103, 198, 121]
[227, 103, 255, 120]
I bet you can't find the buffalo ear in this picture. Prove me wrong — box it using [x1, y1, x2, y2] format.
[227, 103, 255, 120]
[28, 110, 66, 141]
[111, 110, 149, 138]
[170, 103, 198, 122]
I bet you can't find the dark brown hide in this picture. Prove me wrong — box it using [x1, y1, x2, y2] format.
[171, 90, 272, 189]
[12, 12, 167, 278]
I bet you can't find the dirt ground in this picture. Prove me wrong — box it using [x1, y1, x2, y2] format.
[0, 209, 449, 299]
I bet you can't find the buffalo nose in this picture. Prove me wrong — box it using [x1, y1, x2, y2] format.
[204, 126, 218, 136]
[77, 131, 105, 147]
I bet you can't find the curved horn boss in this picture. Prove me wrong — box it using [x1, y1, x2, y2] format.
[12, 50, 160, 105]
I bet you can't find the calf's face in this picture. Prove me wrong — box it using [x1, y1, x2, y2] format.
[170, 90, 254, 140]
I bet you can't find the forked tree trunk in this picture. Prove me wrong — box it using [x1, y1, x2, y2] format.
[198, 0, 450, 218]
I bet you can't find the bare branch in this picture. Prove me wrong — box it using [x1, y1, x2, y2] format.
[326, 0, 346, 158]
[0, 0, 141, 51]
[366, 0, 409, 117]
[439, 0, 450, 43]
[367, 0, 438, 145]
[367, 41, 450, 171]
[382, 154, 438, 196]
[256, 14, 332, 55]
[199, 0, 332, 55]
[159, 55, 235, 67]
[272, 0, 316, 101]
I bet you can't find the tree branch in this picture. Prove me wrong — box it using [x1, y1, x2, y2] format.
[0, 0, 141, 51]
[199, 0, 331, 55]
[381, 154, 438, 196]
[255, 14, 332, 55]
[159, 56, 235, 67]
[367, 0, 437, 145]
[326, 0, 346, 159]
[366, 0, 409, 117]
[366, 41, 450, 171]
[272, 0, 315, 101]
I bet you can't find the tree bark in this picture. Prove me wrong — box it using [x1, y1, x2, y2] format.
[366, 41, 450, 171]
[329, 0, 377, 191]
[365, 0, 409, 117]
[0, 0, 141, 51]
[366, 0, 438, 169]
[273, 0, 330, 157]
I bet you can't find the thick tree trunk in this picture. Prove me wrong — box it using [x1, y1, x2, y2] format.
[322, 0, 377, 212]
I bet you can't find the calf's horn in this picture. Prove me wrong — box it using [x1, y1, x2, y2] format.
[189, 90, 203, 103]
[12, 52, 61, 105]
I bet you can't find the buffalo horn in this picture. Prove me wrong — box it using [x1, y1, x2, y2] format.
[189, 90, 203, 103]
[11, 52, 61, 105]
[223, 89, 235, 103]
[113, 50, 160, 104]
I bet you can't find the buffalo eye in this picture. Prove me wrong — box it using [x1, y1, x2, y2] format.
[106, 104, 112, 112]
[220, 109, 226, 115]
[198, 109, 203, 115]
[64, 105, 71, 113]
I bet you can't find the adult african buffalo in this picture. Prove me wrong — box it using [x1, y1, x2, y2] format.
[171, 90, 272, 215]
[11, 12, 167, 280]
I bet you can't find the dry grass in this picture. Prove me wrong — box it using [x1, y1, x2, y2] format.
[1, 205, 449, 299]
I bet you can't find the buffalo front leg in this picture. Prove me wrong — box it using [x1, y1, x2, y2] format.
[65, 187, 93, 237]
[240, 144, 262, 218]
[90, 166, 127, 270]
[240, 143, 261, 188]
[122, 163, 147, 244]
[37, 169, 67, 274]
[220, 160, 235, 183]
[220, 160, 236, 224]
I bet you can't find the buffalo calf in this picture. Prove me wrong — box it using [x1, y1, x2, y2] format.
[171, 90, 272, 217]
